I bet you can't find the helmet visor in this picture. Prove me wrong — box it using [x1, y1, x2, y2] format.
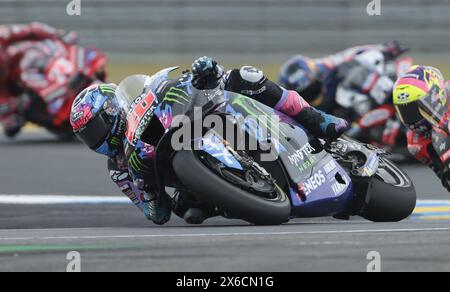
[76, 112, 112, 150]
[395, 101, 422, 126]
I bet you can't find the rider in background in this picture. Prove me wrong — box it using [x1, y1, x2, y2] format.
[0, 22, 81, 137]
[70, 57, 350, 225]
[393, 65, 450, 192]
[279, 41, 409, 113]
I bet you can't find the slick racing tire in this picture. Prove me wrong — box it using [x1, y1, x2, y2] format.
[360, 158, 417, 222]
[173, 150, 291, 225]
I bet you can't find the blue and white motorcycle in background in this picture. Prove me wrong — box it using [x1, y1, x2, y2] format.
[117, 68, 417, 226]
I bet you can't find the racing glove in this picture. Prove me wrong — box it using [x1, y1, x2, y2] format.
[192, 56, 225, 89]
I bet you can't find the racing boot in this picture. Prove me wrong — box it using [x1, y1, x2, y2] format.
[295, 107, 350, 140]
[143, 192, 172, 225]
[2, 115, 25, 139]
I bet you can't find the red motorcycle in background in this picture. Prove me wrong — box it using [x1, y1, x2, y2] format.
[0, 38, 108, 139]
[342, 57, 415, 160]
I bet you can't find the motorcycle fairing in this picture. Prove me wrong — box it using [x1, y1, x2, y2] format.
[331, 138, 382, 177]
[118, 74, 356, 217]
[198, 131, 244, 171]
[358, 105, 396, 130]
[147, 67, 180, 93]
[221, 93, 354, 216]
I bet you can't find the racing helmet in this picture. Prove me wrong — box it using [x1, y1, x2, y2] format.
[70, 84, 122, 156]
[393, 65, 446, 128]
[279, 55, 322, 99]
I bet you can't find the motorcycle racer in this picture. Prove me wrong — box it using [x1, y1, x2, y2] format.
[0, 22, 105, 138]
[279, 41, 408, 113]
[70, 57, 350, 225]
[393, 65, 450, 192]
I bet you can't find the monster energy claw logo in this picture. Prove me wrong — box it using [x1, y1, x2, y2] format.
[110, 137, 121, 147]
[99, 85, 116, 95]
[163, 87, 190, 105]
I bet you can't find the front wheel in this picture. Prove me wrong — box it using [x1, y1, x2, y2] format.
[359, 158, 417, 222]
[172, 151, 291, 225]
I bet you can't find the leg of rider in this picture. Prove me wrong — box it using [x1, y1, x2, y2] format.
[128, 141, 173, 225]
[224, 67, 349, 140]
[109, 156, 174, 224]
[108, 157, 148, 212]
[0, 113, 25, 138]
[0, 93, 26, 137]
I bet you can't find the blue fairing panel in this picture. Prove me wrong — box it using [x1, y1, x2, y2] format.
[200, 132, 244, 171]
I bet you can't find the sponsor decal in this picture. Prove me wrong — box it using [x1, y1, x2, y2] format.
[134, 107, 156, 142]
[363, 155, 378, 176]
[162, 87, 190, 105]
[119, 184, 134, 198]
[331, 177, 348, 196]
[397, 92, 410, 102]
[241, 86, 267, 96]
[288, 143, 316, 168]
[323, 160, 337, 175]
[126, 90, 157, 145]
[303, 170, 326, 196]
[72, 111, 84, 122]
[298, 158, 316, 173]
[334, 142, 363, 154]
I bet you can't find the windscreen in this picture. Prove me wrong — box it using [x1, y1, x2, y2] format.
[116, 74, 153, 113]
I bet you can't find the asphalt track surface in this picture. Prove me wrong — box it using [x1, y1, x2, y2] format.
[0, 129, 450, 272]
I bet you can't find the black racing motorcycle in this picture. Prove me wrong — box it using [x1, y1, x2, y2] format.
[116, 68, 417, 225]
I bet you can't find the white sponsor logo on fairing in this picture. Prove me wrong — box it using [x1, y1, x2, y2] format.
[323, 160, 337, 174]
[332, 180, 347, 196]
[288, 144, 316, 167]
[304, 171, 326, 196]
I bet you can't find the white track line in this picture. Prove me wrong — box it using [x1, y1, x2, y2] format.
[0, 195, 129, 205]
[1, 227, 450, 241]
[0, 195, 449, 206]
[416, 200, 450, 206]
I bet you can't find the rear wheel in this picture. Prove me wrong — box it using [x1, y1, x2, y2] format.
[172, 150, 291, 225]
[359, 158, 417, 222]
